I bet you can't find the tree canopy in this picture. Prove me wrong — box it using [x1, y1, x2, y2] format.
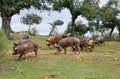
[99, 0, 120, 36]
[21, 13, 42, 34]
[0, 0, 120, 38]
[0, 0, 50, 39]
[48, 20, 64, 36]
[65, 21, 89, 36]
[52, 0, 100, 36]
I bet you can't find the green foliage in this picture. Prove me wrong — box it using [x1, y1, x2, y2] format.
[21, 13, 42, 26]
[53, 20, 63, 25]
[52, 0, 83, 35]
[100, 6, 116, 22]
[81, 4, 98, 21]
[99, 0, 120, 36]
[29, 27, 39, 36]
[48, 20, 63, 36]
[0, 0, 50, 39]
[0, 0, 41, 16]
[0, 29, 8, 59]
[52, 0, 100, 36]
[107, 0, 120, 7]
[104, 33, 120, 41]
[65, 21, 88, 36]
[21, 13, 42, 33]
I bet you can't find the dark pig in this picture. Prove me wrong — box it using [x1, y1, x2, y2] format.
[12, 41, 38, 60]
[95, 36, 105, 45]
[79, 38, 91, 50]
[55, 37, 80, 55]
[62, 34, 68, 38]
[79, 40, 86, 50]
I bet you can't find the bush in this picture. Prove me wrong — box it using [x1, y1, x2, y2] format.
[29, 27, 39, 36]
[104, 33, 120, 41]
[0, 29, 8, 58]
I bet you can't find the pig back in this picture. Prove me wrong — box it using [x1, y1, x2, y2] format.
[13, 39, 32, 50]
[58, 37, 80, 47]
[95, 36, 105, 44]
[14, 39, 31, 46]
[15, 41, 38, 54]
[48, 35, 60, 42]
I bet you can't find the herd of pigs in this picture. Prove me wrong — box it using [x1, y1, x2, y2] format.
[12, 34, 105, 60]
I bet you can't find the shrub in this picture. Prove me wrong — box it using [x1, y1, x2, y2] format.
[104, 33, 120, 41]
[0, 29, 8, 58]
[29, 27, 39, 36]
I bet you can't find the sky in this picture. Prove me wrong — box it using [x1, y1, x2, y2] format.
[0, 0, 110, 36]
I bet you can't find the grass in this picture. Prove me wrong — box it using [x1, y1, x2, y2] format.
[0, 35, 120, 79]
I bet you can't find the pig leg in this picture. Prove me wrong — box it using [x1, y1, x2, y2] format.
[64, 48, 67, 55]
[73, 46, 79, 55]
[23, 54, 27, 60]
[92, 46, 94, 51]
[91, 46, 94, 52]
[34, 49, 38, 56]
[78, 46, 80, 54]
[18, 54, 23, 60]
[80, 45, 83, 50]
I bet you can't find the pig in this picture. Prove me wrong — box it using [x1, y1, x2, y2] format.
[79, 38, 91, 50]
[55, 37, 80, 55]
[13, 39, 31, 50]
[95, 36, 105, 45]
[79, 39, 86, 50]
[12, 41, 38, 60]
[46, 35, 60, 48]
[87, 39, 95, 52]
[62, 34, 68, 38]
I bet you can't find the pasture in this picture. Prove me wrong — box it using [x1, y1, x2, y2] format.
[0, 35, 120, 79]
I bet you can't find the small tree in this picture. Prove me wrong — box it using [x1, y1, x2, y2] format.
[48, 20, 63, 36]
[30, 26, 39, 36]
[0, 0, 52, 39]
[65, 21, 89, 36]
[21, 13, 42, 34]
[52, 0, 99, 36]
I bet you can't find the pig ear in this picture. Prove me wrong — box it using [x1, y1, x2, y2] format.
[13, 42, 17, 45]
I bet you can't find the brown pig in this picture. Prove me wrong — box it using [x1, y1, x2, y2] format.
[13, 39, 31, 50]
[46, 35, 60, 48]
[55, 37, 80, 55]
[87, 39, 95, 52]
[62, 34, 68, 38]
[12, 41, 38, 60]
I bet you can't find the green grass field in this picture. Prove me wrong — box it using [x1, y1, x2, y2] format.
[0, 35, 120, 79]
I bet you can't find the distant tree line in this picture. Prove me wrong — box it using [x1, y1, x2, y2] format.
[0, 0, 120, 39]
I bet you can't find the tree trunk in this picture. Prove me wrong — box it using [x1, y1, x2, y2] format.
[71, 17, 75, 36]
[117, 26, 120, 39]
[109, 26, 115, 36]
[28, 25, 31, 32]
[49, 25, 56, 36]
[1, 12, 12, 39]
[28, 25, 33, 35]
